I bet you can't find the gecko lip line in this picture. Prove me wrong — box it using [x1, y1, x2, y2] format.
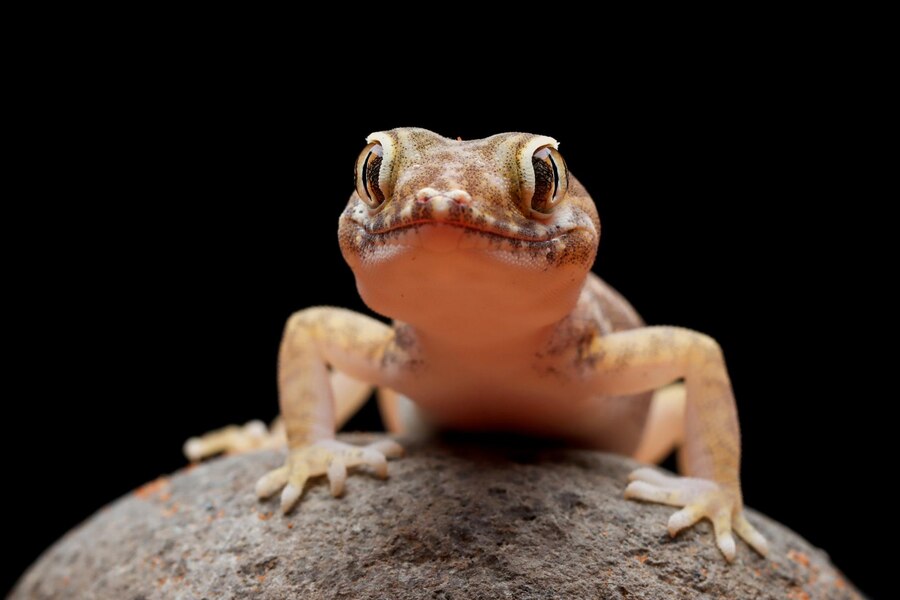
[359, 219, 580, 244]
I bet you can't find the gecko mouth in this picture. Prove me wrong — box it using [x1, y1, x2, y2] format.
[343, 217, 596, 265]
[363, 219, 571, 245]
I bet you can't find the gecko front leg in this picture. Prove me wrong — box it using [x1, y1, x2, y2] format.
[588, 327, 768, 561]
[254, 307, 404, 513]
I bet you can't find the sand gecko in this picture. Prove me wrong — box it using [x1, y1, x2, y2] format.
[185, 128, 768, 562]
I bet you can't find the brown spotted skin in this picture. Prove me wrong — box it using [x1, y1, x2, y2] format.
[187, 128, 769, 562]
[339, 128, 599, 273]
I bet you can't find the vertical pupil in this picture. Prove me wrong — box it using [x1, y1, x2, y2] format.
[364, 151, 385, 206]
[531, 154, 555, 211]
[361, 151, 374, 200]
[549, 156, 560, 199]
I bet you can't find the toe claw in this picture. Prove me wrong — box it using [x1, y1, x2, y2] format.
[717, 531, 736, 562]
[627, 467, 659, 483]
[183, 438, 205, 462]
[363, 449, 388, 478]
[243, 420, 268, 439]
[368, 439, 404, 458]
[328, 460, 347, 497]
[256, 466, 288, 499]
[711, 508, 736, 559]
[281, 483, 302, 513]
[623, 480, 640, 499]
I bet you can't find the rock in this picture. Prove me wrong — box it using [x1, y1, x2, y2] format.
[13, 433, 862, 600]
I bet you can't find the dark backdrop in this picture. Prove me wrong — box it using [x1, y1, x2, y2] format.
[6, 64, 881, 597]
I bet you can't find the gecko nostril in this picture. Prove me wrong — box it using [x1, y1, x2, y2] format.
[415, 188, 439, 203]
[447, 190, 473, 205]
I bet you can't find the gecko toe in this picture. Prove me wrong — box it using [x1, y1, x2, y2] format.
[257, 437, 404, 512]
[716, 531, 737, 562]
[367, 439, 404, 458]
[327, 460, 347, 497]
[256, 466, 288, 499]
[668, 505, 703, 536]
[734, 513, 769, 557]
[626, 467, 767, 562]
[625, 480, 685, 506]
[280, 483, 303, 513]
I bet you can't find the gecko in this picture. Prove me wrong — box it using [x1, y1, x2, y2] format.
[185, 128, 768, 562]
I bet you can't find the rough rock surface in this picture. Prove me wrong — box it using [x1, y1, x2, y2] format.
[13, 433, 862, 599]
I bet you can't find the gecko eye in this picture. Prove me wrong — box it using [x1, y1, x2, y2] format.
[355, 141, 387, 209]
[530, 145, 568, 216]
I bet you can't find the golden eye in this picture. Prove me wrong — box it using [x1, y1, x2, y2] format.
[530, 145, 568, 216]
[354, 141, 386, 209]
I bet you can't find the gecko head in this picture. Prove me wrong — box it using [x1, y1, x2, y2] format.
[338, 128, 601, 328]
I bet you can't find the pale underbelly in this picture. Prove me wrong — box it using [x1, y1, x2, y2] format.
[397, 388, 652, 453]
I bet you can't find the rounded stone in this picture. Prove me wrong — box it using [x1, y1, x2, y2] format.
[12, 434, 863, 599]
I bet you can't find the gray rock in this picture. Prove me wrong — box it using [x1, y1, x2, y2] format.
[12, 433, 862, 599]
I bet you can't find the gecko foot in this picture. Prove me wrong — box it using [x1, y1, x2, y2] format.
[183, 419, 286, 461]
[255, 438, 404, 514]
[624, 467, 769, 562]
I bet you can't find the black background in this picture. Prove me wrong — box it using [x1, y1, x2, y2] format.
[6, 56, 883, 597]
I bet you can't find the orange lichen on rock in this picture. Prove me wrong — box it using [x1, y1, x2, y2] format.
[134, 477, 170, 500]
[787, 549, 811, 568]
[257, 511, 273, 521]
[787, 587, 811, 600]
[634, 554, 648, 564]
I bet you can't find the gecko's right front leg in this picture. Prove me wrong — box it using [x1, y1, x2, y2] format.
[254, 307, 404, 513]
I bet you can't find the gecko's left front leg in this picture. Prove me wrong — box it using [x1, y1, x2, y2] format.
[589, 327, 768, 561]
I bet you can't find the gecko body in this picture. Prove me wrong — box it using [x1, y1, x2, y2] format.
[187, 128, 768, 561]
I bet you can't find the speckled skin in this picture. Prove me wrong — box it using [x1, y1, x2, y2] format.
[187, 128, 768, 562]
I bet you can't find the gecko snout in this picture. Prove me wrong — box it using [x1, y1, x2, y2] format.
[415, 187, 473, 206]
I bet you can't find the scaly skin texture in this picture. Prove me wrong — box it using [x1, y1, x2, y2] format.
[186, 128, 768, 562]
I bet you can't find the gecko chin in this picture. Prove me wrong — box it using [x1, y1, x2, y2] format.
[340, 220, 597, 327]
